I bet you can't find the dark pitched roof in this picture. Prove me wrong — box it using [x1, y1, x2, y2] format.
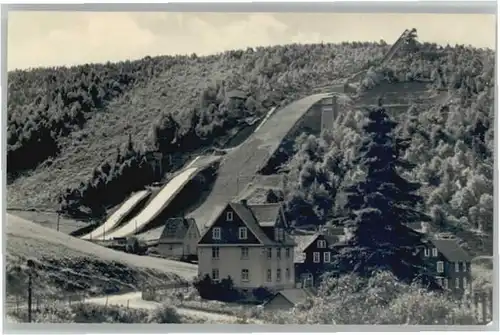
[229, 202, 275, 245]
[293, 234, 317, 263]
[248, 203, 282, 227]
[200, 202, 292, 246]
[159, 218, 192, 242]
[301, 232, 342, 253]
[268, 289, 313, 306]
[429, 238, 473, 262]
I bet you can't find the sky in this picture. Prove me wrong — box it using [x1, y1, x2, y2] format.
[7, 12, 496, 71]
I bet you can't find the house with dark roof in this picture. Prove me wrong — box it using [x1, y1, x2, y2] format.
[294, 230, 344, 288]
[262, 288, 314, 311]
[197, 200, 296, 293]
[157, 217, 200, 260]
[418, 236, 473, 295]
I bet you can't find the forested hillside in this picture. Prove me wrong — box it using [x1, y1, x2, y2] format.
[7, 42, 388, 215]
[7, 40, 495, 255]
[280, 43, 494, 255]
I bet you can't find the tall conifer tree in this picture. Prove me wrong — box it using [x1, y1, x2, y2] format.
[334, 107, 437, 287]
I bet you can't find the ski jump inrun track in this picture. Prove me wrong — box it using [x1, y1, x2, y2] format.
[81, 90, 339, 241]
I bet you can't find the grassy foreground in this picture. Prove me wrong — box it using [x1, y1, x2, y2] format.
[5, 214, 197, 299]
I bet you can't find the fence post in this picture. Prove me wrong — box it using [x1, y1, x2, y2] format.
[68, 295, 72, 306]
[488, 288, 493, 323]
[16, 295, 19, 313]
[481, 292, 487, 324]
[105, 296, 108, 306]
[127, 300, 130, 309]
[473, 292, 479, 322]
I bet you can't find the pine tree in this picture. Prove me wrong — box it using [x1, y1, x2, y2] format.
[334, 107, 437, 288]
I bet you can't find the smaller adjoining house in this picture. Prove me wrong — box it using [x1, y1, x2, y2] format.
[294, 227, 345, 288]
[157, 217, 200, 261]
[262, 288, 315, 311]
[418, 236, 473, 296]
[197, 200, 296, 296]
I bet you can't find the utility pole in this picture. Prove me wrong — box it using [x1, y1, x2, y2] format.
[27, 259, 35, 323]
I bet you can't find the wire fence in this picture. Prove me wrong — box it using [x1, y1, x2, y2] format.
[142, 282, 192, 301]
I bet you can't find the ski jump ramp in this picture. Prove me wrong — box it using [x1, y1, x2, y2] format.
[82, 92, 337, 240]
[100, 154, 221, 240]
[187, 91, 337, 232]
[80, 190, 151, 240]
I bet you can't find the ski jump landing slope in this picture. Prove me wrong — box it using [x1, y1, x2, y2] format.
[101, 154, 222, 240]
[80, 190, 151, 240]
[188, 91, 339, 231]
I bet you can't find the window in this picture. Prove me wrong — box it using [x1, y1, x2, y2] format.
[241, 247, 249, 259]
[266, 247, 272, 259]
[266, 269, 272, 282]
[432, 248, 438, 257]
[286, 248, 291, 258]
[462, 262, 467, 272]
[286, 268, 290, 280]
[463, 277, 468, 289]
[279, 228, 284, 241]
[275, 228, 284, 241]
[277, 248, 281, 259]
[455, 278, 460, 289]
[324, 252, 331, 263]
[212, 247, 220, 260]
[212, 269, 219, 281]
[238, 227, 248, 240]
[455, 262, 460, 273]
[424, 248, 430, 257]
[212, 227, 221, 240]
[276, 269, 281, 282]
[313, 252, 320, 263]
[241, 269, 249, 282]
[226, 211, 233, 221]
[318, 240, 326, 248]
[436, 261, 444, 273]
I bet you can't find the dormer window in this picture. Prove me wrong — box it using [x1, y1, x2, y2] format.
[432, 248, 438, 257]
[212, 227, 221, 240]
[238, 227, 248, 240]
[226, 211, 233, 221]
[424, 248, 430, 257]
[317, 240, 327, 248]
[275, 228, 284, 241]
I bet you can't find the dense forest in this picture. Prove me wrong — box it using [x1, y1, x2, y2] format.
[280, 43, 494, 255]
[7, 38, 494, 254]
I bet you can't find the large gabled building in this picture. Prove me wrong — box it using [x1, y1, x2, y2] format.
[197, 200, 296, 294]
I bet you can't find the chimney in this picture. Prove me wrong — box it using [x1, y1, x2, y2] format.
[240, 199, 248, 207]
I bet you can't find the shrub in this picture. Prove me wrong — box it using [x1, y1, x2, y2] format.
[267, 271, 478, 325]
[147, 304, 182, 323]
[193, 274, 243, 302]
[252, 286, 273, 302]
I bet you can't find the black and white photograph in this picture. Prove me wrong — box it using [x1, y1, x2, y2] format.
[3, 5, 496, 327]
